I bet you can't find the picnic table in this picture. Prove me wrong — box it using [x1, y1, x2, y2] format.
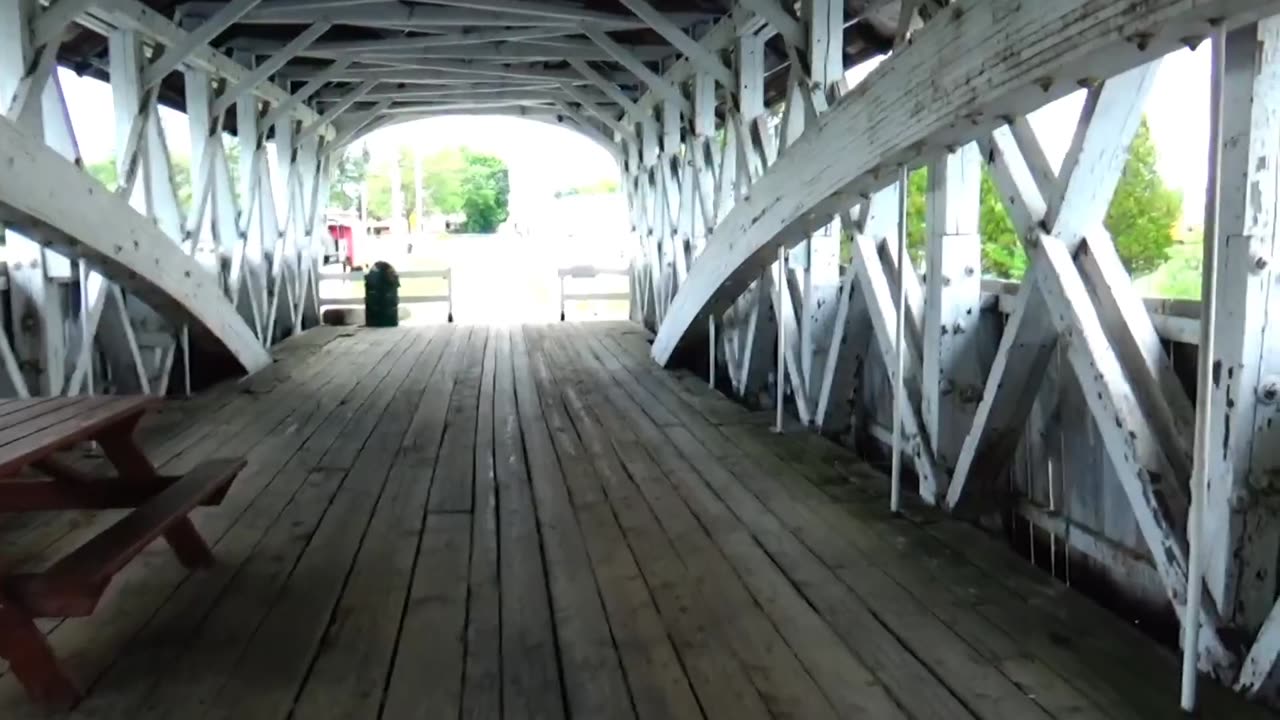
[0, 396, 244, 707]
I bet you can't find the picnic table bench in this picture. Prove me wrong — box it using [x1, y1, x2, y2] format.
[0, 396, 244, 707]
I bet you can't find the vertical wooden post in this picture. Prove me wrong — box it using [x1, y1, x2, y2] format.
[891, 165, 908, 513]
[730, 30, 777, 405]
[923, 144, 983, 482]
[245, 69, 270, 333]
[661, 96, 688, 288]
[794, 0, 844, 416]
[1183, 22, 1228, 712]
[640, 111, 663, 322]
[775, 244, 786, 434]
[1, 0, 64, 396]
[1205, 17, 1280, 641]
[691, 70, 716, 256]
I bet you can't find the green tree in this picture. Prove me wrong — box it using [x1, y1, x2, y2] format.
[422, 148, 467, 215]
[1133, 227, 1203, 300]
[362, 146, 508, 232]
[902, 116, 1178, 280]
[906, 168, 927, 262]
[365, 171, 392, 220]
[365, 146, 465, 222]
[1103, 118, 1182, 276]
[86, 159, 117, 188]
[903, 166, 1024, 278]
[978, 169, 1026, 279]
[86, 155, 194, 214]
[329, 145, 370, 211]
[85, 139, 243, 217]
[458, 149, 509, 233]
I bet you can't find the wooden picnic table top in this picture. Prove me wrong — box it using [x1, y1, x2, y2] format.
[0, 394, 238, 708]
[0, 396, 158, 479]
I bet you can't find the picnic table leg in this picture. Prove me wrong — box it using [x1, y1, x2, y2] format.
[95, 419, 215, 569]
[0, 598, 78, 708]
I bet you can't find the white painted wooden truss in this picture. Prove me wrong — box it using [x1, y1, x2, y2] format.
[0, 0, 690, 400]
[16, 0, 1280, 702]
[1221, 18, 1280, 699]
[0, 0, 344, 398]
[616, 0, 1280, 697]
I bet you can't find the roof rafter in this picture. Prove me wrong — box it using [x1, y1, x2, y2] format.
[615, 0, 734, 86]
[143, 0, 262, 89]
[567, 57, 640, 116]
[559, 80, 635, 140]
[584, 25, 686, 109]
[211, 20, 329, 116]
[203, 1, 658, 29]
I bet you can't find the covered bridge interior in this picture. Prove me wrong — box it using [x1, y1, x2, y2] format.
[1, 0, 1280, 717]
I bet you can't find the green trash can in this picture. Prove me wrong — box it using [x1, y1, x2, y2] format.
[364, 261, 400, 327]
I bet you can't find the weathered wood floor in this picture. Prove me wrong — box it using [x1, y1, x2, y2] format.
[0, 322, 1269, 719]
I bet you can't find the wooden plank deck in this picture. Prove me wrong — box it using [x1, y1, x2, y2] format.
[0, 322, 1271, 719]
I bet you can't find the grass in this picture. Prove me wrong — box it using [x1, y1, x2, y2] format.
[1132, 232, 1202, 301]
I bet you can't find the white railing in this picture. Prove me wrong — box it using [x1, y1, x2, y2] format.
[319, 268, 454, 322]
[980, 279, 1200, 345]
[558, 266, 630, 321]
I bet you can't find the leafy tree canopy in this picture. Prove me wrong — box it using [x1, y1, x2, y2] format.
[85, 138, 242, 216]
[897, 116, 1179, 280]
[1104, 119, 1182, 277]
[329, 145, 369, 211]
[365, 146, 509, 233]
[457, 150, 510, 233]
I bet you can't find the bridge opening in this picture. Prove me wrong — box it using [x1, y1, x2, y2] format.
[316, 115, 630, 325]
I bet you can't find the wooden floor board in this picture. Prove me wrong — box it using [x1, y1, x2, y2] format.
[563, 327, 856, 720]
[0, 331, 414, 715]
[391, 511, 472, 718]
[547, 328, 774, 720]
[525, 325, 702, 720]
[460, 326, 502, 720]
[378, 326, 474, 720]
[91, 329, 425, 720]
[599, 325, 1149, 718]
[749, 425, 1265, 719]
[702, 423, 1120, 720]
[2, 334, 367, 579]
[594, 323, 1267, 720]
[426, 327, 483, 513]
[201, 328, 442, 720]
[294, 325, 458, 720]
[574, 327, 911, 720]
[494, 327, 567, 720]
[512, 326, 636, 720]
[584, 328, 1068, 720]
[571, 330, 919, 718]
[1, 323, 1272, 720]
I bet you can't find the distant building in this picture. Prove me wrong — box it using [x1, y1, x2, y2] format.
[324, 210, 364, 269]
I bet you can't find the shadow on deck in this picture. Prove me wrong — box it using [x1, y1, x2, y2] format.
[0, 322, 1268, 719]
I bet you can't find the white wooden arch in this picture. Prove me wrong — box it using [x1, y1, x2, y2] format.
[649, 0, 1280, 366]
[0, 115, 270, 374]
[344, 105, 624, 168]
[0, 0, 335, 398]
[613, 0, 1280, 701]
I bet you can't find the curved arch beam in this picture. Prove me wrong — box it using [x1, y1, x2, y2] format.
[350, 104, 623, 165]
[650, 0, 1280, 365]
[0, 117, 271, 374]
